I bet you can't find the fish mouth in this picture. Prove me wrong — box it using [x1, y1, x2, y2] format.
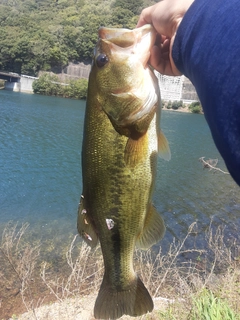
[98, 25, 156, 67]
[96, 25, 158, 127]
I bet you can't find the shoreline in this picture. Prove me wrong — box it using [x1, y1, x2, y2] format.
[162, 106, 203, 114]
[3, 223, 239, 320]
[162, 106, 191, 113]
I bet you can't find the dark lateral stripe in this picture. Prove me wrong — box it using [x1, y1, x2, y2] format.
[111, 228, 122, 290]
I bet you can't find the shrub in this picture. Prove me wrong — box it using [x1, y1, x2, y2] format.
[33, 73, 61, 96]
[33, 74, 88, 100]
[63, 79, 88, 100]
[172, 100, 183, 110]
[189, 101, 203, 114]
[166, 100, 172, 109]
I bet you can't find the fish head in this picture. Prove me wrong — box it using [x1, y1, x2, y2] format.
[91, 25, 159, 132]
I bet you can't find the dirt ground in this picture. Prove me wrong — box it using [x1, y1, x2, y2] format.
[17, 295, 173, 320]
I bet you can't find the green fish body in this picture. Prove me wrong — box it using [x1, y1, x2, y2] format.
[78, 25, 170, 320]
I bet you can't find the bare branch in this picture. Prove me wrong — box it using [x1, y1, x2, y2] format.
[199, 157, 229, 174]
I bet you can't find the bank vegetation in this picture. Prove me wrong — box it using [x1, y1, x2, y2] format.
[31, 75, 203, 111]
[0, 221, 239, 319]
[0, 0, 155, 76]
[32, 73, 88, 99]
[162, 100, 203, 114]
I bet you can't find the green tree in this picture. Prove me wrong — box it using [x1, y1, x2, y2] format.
[33, 74, 88, 99]
[172, 100, 183, 110]
[112, 0, 144, 15]
[32, 73, 61, 96]
[63, 79, 88, 99]
[189, 101, 203, 114]
[49, 46, 68, 69]
[110, 7, 135, 28]
[0, 0, 153, 74]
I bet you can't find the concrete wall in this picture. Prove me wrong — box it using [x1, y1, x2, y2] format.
[20, 76, 37, 93]
[4, 75, 37, 93]
[157, 73, 183, 101]
[4, 81, 20, 92]
[3, 64, 198, 101]
[181, 77, 199, 101]
[60, 62, 91, 81]
[157, 73, 198, 103]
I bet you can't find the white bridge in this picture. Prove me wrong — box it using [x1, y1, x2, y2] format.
[4, 74, 38, 94]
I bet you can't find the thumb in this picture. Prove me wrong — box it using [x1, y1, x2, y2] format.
[137, 2, 176, 37]
[137, 0, 194, 38]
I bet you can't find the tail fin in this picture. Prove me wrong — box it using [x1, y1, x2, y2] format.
[94, 274, 153, 319]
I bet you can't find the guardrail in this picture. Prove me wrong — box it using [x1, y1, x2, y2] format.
[21, 74, 39, 80]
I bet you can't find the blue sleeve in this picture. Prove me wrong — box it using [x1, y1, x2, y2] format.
[172, 0, 240, 186]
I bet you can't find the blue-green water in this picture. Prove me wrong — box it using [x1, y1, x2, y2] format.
[0, 90, 239, 260]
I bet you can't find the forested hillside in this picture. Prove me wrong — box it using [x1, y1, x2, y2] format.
[0, 0, 156, 76]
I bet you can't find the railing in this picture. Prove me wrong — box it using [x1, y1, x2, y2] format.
[21, 74, 38, 80]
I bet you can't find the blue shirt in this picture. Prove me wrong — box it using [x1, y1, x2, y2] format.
[172, 0, 240, 186]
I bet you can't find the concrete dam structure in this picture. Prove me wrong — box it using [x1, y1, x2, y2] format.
[1, 72, 38, 94]
[1, 64, 198, 103]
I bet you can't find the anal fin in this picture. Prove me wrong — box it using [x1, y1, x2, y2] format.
[136, 204, 165, 249]
[77, 195, 98, 248]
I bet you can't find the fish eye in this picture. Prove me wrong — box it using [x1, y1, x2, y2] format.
[96, 54, 109, 68]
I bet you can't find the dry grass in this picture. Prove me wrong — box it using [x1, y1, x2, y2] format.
[0, 222, 41, 318]
[1, 221, 240, 320]
[134, 222, 240, 319]
[40, 235, 104, 301]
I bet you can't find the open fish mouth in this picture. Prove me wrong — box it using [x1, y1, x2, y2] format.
[92, 24, 159, 130]
[98, 24, 156, 67]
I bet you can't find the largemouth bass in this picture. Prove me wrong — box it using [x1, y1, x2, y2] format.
[77, 24, 170, 320]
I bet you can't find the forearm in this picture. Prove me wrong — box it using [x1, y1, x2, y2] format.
[172, 0, 240, 185]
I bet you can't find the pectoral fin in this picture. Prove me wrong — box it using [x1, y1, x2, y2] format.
[124, 134, 148, 167]
[136, 204, 165, 249]
[77, 195, 98, 248]
[158, 130, 171, 161]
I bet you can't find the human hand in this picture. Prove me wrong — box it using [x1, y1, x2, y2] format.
[137, 0, 194, 76]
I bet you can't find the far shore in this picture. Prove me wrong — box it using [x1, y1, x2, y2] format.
[162, 106, 191, 113]
[162, 106, 203, 114]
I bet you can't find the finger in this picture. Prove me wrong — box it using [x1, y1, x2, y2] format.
[149, 46, 171, 75]
[160, 35, 167, 43]
[161, 38, 171, 54]
[136, 16, 149, 28]
[136, 5, 155, 28]
[149, 45, 165, 73]
[149, 43, 180, 76]
[137, 2, 172, 36]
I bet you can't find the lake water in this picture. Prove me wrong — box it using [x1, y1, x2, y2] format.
[0, 90, 240, 262]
